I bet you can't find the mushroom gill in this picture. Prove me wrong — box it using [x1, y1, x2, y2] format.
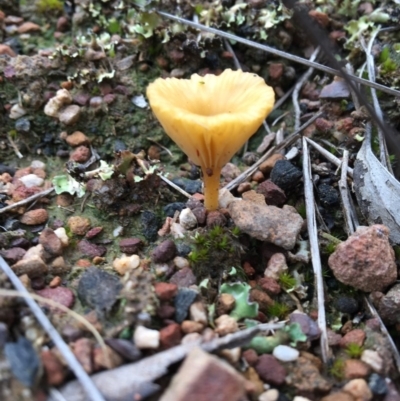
[147, 68, 275, 210]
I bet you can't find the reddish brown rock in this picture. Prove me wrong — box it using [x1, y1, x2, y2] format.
[0, 247, 26, 264]
[242, 349, 258, 366]
[206, 210, 227, 227]
[169, 267, 196, 287]
[17, 22, 41, 33]
[154, 282, 178, 301]
[77, 240, 106, 258]
[41, 350, 66, 386]
[70, 145, 90, 163]
[20, 208, 48, 225]
[152, 239, 177, 263]
[250, 289, 273, 313]
[72, 338, 93, 374]
[344, 359, 370, 379]
[157, 304, 175, 319]
[85, 226, 103, 239]
[340, 329, 366, 348]
[315, 117, 334, 133]
[160, 323, 182, 349]
[255, 354, 286, 386]
[39, 228, 63, 256]
[328, 225, 397, 292]
[269, 63, 284, 80]
[256, 179, 286, 206]
[309, 10, 330, 27]
[258, 277, 281, 295]
[93, 345, 124, 370]
[119, 238, 143, 254]
[36, 287, 75, 310]
[159, 348, 246, 401]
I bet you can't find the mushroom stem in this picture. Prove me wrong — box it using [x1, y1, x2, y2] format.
[202, 167, 222, 211]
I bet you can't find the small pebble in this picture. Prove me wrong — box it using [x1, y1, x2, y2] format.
[342, 378, 372, 400]
[20, 209, 48, 225]
[259, 389, 279, 401]
[152, 239, 177, 263]
[154, 282, 178, 302]
[179, 208, 198, 230]
[189, 302, 208, 325]
[59, 105, 81, 125]
[54, 227, 69, 247]
[368, 373, 387, 395]
[214, 314, 238, 336]
[181, 320, 204, 334]
[68, 216, 91, 236]
[133, 326, 160, 349]
[361, 349, 383, 373]
[272, 344, 299, 362]
[113, 255, 140, 275]
[18, 174, 43, 188]
[174, 288, 198, 323]
[173, 256, 189, 269]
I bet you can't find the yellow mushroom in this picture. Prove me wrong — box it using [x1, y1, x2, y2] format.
[146, 68, 275, 211]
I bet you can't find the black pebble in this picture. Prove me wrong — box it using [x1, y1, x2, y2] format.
[318, 183, 339, 207]
[270, 160, 302, 191]
[164, 202, 186, 218]
[174, 288, 198, 323]
[172, 178, 202, 195]
[141, 211, 160, 242]
[78, 267, 122, 313]
[334, 295, 359, 315]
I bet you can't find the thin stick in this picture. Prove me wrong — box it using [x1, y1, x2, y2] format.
[158, 174, 191, 198]
[0, 188, 54, 214]
[0, 256, 106, 401]
[363, 33, 393, 173]
[157, 11, 400, 98]
[224, 111, 323, 191]
[338, 150, 355, 235]
[7, 133, 23, 159]
[302, 137, 330, 364]
[224, 39, 242, 70]
[305, 137, 353, 177]
[146, 138, 173, 157]
[292, 47, 320, 131]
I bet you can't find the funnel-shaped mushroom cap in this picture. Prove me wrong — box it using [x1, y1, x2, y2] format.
[146, 69, 275, 171]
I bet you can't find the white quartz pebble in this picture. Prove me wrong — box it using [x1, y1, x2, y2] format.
[179, 208, 197, 230]
[19, 174, 44, 188]
[272, 344, 299, 362]
[54, 227, 69, 247]
[134, 326, 160, 349]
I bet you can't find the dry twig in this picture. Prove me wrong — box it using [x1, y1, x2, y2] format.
[292, 47, 320, 131]
[338, 150, 355, 235]
[0, 188, 54, 214]
[302, 137, 330, 364]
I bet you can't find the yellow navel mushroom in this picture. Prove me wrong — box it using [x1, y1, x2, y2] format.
[146, 68, 275, 210]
